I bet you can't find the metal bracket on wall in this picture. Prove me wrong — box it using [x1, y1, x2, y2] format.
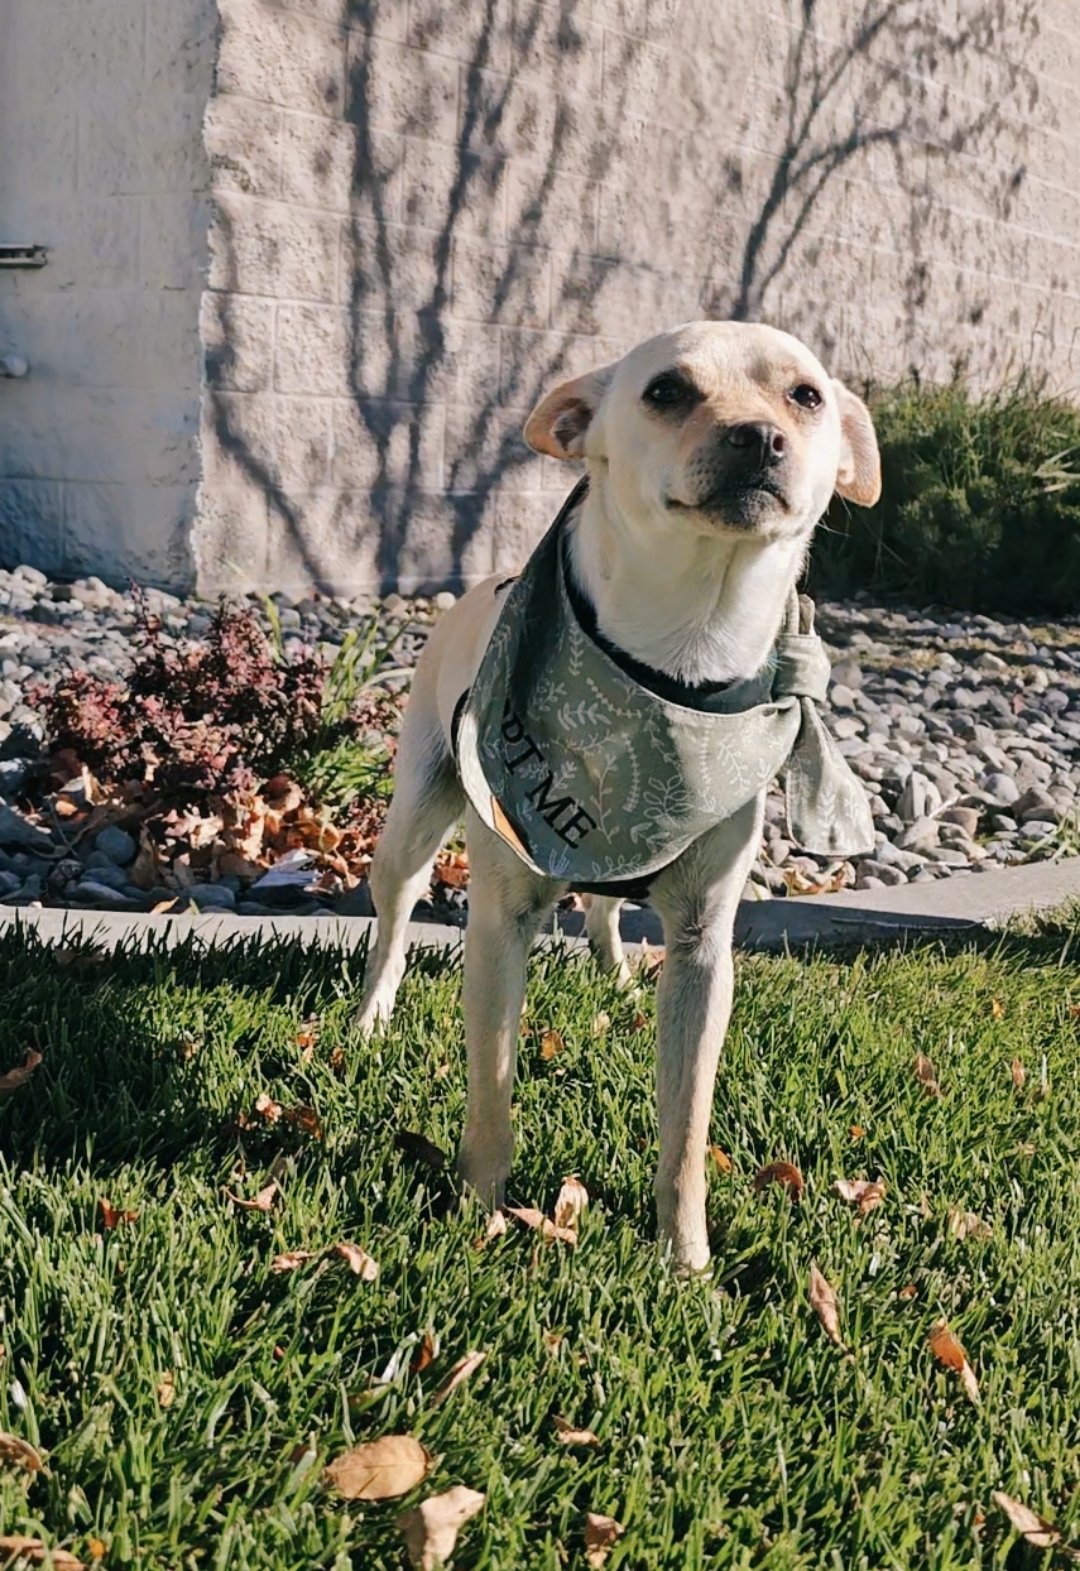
[0, 244, 47, 268]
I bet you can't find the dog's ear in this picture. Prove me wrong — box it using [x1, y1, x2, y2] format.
[831, 381, 881, 506]
[524, 366, 613, 459]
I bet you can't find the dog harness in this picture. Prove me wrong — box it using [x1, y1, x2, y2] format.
[453, 479, 874, 890]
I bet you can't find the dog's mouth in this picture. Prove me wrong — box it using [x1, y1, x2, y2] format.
[666, 475, 790, 523]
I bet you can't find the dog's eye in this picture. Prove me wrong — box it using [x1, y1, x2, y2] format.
[642, 371, 700, 411]
[790, 383, 823, 410]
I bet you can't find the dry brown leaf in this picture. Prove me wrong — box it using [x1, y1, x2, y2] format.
[849, 1124, 866, 1140]
[225, 1180, 279, 1213]
[0, 1541, 86, 1570]
[753, 1161, 805, 1201]
[151, 898, 180, 914]
[99, 1198, 138, 1230]
[324, 1434, 433, 1501]
[808, 1263, 844, 1348]
[542, 1329, 564, 1355]
[637, 939, 665, 978]
[591, 1011, 611, 1037]
[431, 1350, 487, 1408]
[334, 1242, 379, 1281]
[0, 1050, 42, 1099]
[410, 1331, 436, 1374]
[630, 1011, 648, 1032]
[709, 1146, 733, 1174]
[86, 1540, 107, 1562]
[540, 1028, 565, 1061]
[394, 1130, 447, 1170]
[506, 1205, 577, 1246]
[485, 1210, 507, 1239]
[553, 1415, 600, 1447]
[398, 1485, 485, 1571]
[254, 1092, 283, 1124]
[272, 1250, 319, 1273]
[928, 1318, 980, 1403]
[913, 1053, 942, 1097]
[947, 1208, 992, 1243]
[296, 1016, 320, 1057]
[1011, 1058, 1026, 1090]
[283, 1104, 323, 1140]
[0, 1430, 42, 1472]
[991, 997, 1005, 1019]
[991, 1490, 1063, 1551]
[156, 1372, 176, 1409]
[833, 1177, 887, 1219]
[584, 1513, 625, 1568]
[897, 1283, 918, 1301]
[553, 1177, 589, 1233]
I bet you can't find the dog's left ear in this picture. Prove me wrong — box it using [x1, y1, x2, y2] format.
[524, 365, 614, 459]
[831, 380, 881, 506]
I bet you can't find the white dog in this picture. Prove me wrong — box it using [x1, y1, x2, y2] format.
[358, 321, 881, 1271]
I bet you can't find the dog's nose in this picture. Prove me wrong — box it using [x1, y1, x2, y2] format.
[726, 422, 786, 462]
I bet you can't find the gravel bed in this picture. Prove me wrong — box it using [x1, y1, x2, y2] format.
[0, 562, 1078, 916]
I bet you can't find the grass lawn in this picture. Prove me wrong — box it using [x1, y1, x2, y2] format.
[3, 918, 1080, 1569]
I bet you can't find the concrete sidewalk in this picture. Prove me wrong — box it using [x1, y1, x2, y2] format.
[1, 856, 1078, 956]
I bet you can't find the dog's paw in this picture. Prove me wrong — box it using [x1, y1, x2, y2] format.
[354, 993, 394, 1037]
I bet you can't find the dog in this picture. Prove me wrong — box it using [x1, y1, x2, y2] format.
[357, 320, 881, 1271]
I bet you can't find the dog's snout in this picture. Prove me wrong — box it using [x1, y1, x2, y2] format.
[726, 422, 786, 462]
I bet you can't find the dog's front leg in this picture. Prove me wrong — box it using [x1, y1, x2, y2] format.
[649, 805, 761, 1271]
[457, 808, 561, 1206]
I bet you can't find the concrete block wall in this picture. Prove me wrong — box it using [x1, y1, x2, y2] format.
[4, 0, 1080, 594]
[0, 0, 216, 588]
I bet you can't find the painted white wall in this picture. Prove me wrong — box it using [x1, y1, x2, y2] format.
[0, 0, 216, 588]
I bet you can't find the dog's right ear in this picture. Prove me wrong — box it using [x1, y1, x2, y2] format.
[523, 366, 613, 459]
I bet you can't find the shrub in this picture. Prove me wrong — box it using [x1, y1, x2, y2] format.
[808, 374, 1080, 615]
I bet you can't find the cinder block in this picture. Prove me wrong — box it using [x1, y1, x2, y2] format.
[206, 97, 285, 201]
[331, 398, 445, 493]
[265, 487, 382, 595]
[209, 195, 342, 303]
[407, 0, 515, 73]
[391, 491, 493, 591]
[348, 35, 460, 142]
[194, 414, 271, 588]
[402, 140, 508, 240]
[276, 396, 335, 490]
[490, 488, 554, 571]
[202, 292, 276, 393]
[451, 237, 550, 328]
[279, 113, 363, 212]
[274, 303, 352, 396]
[351, 220, 442, 314]
[505, 161, 600, 251]
[444, 399, 538, 494]
[0, 480, 66, 575]
[62, 481, 196, 590]
[216, 0, 346, 117]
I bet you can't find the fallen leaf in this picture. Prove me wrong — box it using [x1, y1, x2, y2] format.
[431, 1350, 486, 1407]
[254, 1092, 283, 1124]
[833, 1177, 887, 1219]
[947, 1208, 992, 1243]
[156, 1372, 176, 1408]
[485, 1210, 507, 1239]
[151, 898, 180, 914]
[584, 1513, 625, 1568]
[553, 1415, 600, 1447]
[324, 1434, 432, 1500]
[86, 1541, 107, 1561]
[283, 1104, 323, 1140]
[1071, 1002, 1080, 1020]
[329, 1045, 346, 1074]
[410, 1332, 436, 1374]
[540, 1028, 565, 1060]
[0, 1430, 42, 1471]
[1011, 1058, 1026, 1090]
[296, 1016, 320, 1060]
[928, 1318, 980, 1403]
[334, 1242, 379, 1281]
[709, 1145, 733, 1173]
[98, 1198, 138, 1230]
[991, 997, 1005, 1019]
[637, 939, 665, 978]
[272, 1250, 319, 1273]
[808, 1262, 844, 1348]
[849, 1124, 866, 1140]
[897, 1283, 918, 1300]
[394, 1130, 447, 1170]
[991, 1490, 1063, 1552]
[913, 1053, 942, 1097]
[591, 1011, 611, 1037]
[506, 1205, 577, 1246]
[753, 1161, 804, 1201]
[553, 1176, 589, 1232]
[542, 1329, 564, 1355]
[0, 1543, 85, 1570]
[398, 1485, 485, 1571]
[0, 1050, 42, 1099]
[225, 1181, 279, 1213]
[630, 1011, 648, 1032]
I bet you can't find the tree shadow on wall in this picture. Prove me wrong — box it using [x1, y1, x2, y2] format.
[701, 0, 1040, 373]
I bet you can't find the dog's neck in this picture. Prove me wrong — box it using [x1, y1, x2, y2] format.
[565, 480, 810, 687]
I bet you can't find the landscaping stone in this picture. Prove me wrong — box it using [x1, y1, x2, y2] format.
[94, 826, 137, 865]
[0, 803, 54, 852]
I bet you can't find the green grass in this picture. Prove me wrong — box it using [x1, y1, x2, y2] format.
[4, 921, 1080, 1568]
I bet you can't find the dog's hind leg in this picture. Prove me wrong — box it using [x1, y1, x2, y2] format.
[582, 894, 633, 988]
[356, 708, 464, 1034]
[457, 807, 562, 1206]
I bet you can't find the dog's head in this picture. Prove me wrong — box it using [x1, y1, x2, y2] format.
[524, 321, 880, 543]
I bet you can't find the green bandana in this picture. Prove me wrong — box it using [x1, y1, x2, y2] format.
[455, 482, 874, 887]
